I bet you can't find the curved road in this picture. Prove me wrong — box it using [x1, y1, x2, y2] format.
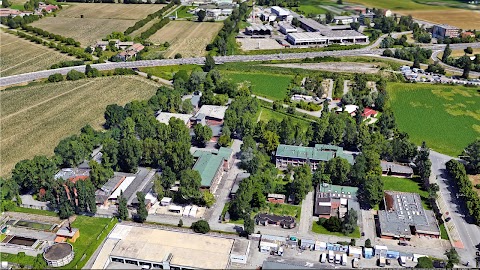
[1, 42, 479, 87]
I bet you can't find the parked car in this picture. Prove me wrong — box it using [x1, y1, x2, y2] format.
[445, 217, 451, 222]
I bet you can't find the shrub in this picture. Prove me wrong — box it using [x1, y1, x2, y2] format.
[66, 69, 85, 81]
[48, 73, 64, 82]
[191, 220, 210, 233]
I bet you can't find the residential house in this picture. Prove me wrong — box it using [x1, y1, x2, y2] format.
[267, 193, 285, 204]
[275, 144, 355, 170]
[336, 104, 359, 116]
[314, 183, 359, 219]
[0, 8, 32, 17]
[362, 107, 378, 119]
[116, 43, 144, 61]
[156, 112, 192, 127]
[255, 213, 296, 229]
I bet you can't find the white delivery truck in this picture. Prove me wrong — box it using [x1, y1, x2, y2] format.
[352, 258, 359, 268]
[320, 253, 327, 263]
[335, 253, 341, 264]
[342, 254, 347, 266]
[328, 250, 335, 263]
[399, 256, 406, 266]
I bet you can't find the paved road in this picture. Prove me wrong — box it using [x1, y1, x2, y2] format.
[253, 95, 321, 118]
[430, 150, 480, 266]
[431, 50, 480, 78]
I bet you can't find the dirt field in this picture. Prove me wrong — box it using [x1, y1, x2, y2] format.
[399, 10, 480, 29]
[0, 32, 76, 76]
[265, 62, 382, 73]
[148, 21, 223, 57]
[238, 38, 284, 51]
[0, 76, 158, 177]
[469, 175, 480, 196]
[31, 3, 165, 46]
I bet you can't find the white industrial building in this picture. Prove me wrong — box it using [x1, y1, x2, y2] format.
[286, 31, 368, 45]
[156, 112, 192, 126]
[279, 23, 297, 34]
[270, 6, 293, 22]
[332, 15, 358, 24]
[230, 239, 251, 264]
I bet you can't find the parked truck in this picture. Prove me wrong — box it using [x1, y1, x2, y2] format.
[352, 258, 359, 268]
[328, 250, 334, 263]
[342, 254, 347, 266]
[320, 253, 327, 263]
[335, 253, 341, 264]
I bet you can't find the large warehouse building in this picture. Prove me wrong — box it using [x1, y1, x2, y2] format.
[286, 17, 369, 46]
[92, 224, 237, 269]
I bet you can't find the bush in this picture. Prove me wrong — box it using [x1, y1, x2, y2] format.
[48, 73, 64, 82]
[475, 184, 480, 189]
[66, 69, 85, 81]
[191, 220, 210, 233]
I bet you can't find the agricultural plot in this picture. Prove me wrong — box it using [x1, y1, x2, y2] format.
[31, 3, 165, 46]
[387, 82, 480, 157]
[222, 71, 292, 100]
[0, 32, 76, 76]
[405, 10, 480, 29]
[0, 76, 157, 176]
[148, 21, 223, 57]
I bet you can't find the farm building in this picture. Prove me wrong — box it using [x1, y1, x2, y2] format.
[192, 147, 233, 193]
[279, 23, 297, 34]
[245, 24, 273, 35]
[275, 144, 354, 170]
[230, 239, 250, 264]
[432, 24, 460, 38]
[378, 191, 440, 240]
[255, 213, 296, 229]
[314, 183, 359, 218]
[92, 224, 234, 269]
[156, 112, 192, 127]
[380, 161, 414, 178]
[267, 193, 286, 204]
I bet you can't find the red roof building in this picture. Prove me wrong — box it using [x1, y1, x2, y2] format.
[461, 32, 475, 38]
[362, 108, 378, 119]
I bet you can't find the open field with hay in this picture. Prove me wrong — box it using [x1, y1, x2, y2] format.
[387, 82, 480, 157]
[0, 76, 158, 176]
[148, 21, 223, 57]
[0, 32, 76, 76]
[404, 10, 480, 29]
[31, 3, 165, 46]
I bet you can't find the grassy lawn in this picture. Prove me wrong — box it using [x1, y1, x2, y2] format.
[1, 76, 157, 177]
[387, 83, 480, 157]
[227, 203, 301, 224]
[222, 71, 292, 100]
[294, 5, 328, 15]
[382, 176, 431, 210]
[174, 5, 195, 18]
[439, 223, 449, 240]
[258, 107, 312, 132]
[139, 64, 202, 80]
[1, 253, 39, 267]
[9, 207, 57, 217]
[312, 222, 361, 238]
[0, 234, 6, 242]
[63, 216, 117, 269]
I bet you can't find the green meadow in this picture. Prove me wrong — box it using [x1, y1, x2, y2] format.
[387, 83, 480, 157]
[222, 71, 292, 100]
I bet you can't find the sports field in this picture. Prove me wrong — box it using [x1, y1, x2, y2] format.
[31, 3, 165, 46]
[0, 32, 76, 76]
[0, 76, 157, 176]
[148, 21, 223, 57]
[222, 71, 293, 100]
[387, 82, 480, 157]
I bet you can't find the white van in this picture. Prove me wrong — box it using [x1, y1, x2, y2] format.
[328, 250, 334, 263]
[342, 254, 347, 266]
[320, 253, 327, 263]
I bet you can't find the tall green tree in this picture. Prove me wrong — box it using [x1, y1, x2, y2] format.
[194, 124, 213, 147]
[101, 137, 119, 171]
[89, 160, 114, 188]
[191, 220, 210, 233]
[462, 139, 480, 174]
[178, 169, 202, 204]
[117, 191, 129, 220]
[243, 212, 255, 236]
[325, 157, 352, 185]
[135, 192, 148, 223]
[290, 164, 312, 204]
[342, 208, 358, 235]
[415, 141, 431, 189]
[415, 257, 433, 268]
[445, 248, 459, 268]
[361, 172, 384, 207]
[203, 55, 215, 72]
[54, 135, 89, 167]
[118, 135, 142, 173]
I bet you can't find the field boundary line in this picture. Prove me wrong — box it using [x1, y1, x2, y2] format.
[164, 22, 203, 58]
[0, 40, 20, 47]
[0, 80, 95, 121]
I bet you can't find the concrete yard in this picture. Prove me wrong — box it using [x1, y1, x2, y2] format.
[237, 38, 284, 51]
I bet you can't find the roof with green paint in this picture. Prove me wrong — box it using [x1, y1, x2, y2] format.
[192, 147, 233, 187]
[275, 144, 354, 164]
[317, 183, 358, 197]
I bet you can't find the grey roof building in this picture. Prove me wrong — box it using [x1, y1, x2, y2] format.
[378, 191, 440, 240]
[381, 161, 414, 177]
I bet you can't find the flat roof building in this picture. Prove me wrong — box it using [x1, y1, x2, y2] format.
[156, 112, 192, 126]
[275, 144, 354, 170]
[195, 105, 227, 121]
[432, 24, 459, 39]
[380, 161, 414, 178]
[378, 191, 440, 240]
[230, 239, 250, 264]
[286, 31, 368, 46]
[95, 224, 234, 270]
[279, 23, 297, 34]
[314, 183, 359, 218]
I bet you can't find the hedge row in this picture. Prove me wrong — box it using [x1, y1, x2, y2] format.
[21, 25, 81, 47]
[139, 17, 170, 40]
[124, 1, 175, 36]
[446, 159, 480, 225]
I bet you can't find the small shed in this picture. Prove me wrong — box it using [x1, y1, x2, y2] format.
[299, 239, 315, 250]
[55, 226, 80, 243]
[267, 193, 286, 204]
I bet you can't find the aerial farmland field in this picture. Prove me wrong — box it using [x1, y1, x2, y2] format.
[148, 21, 223, 57]
[31, 3, 165, 46]
[387, 82, 480, 157]
[0, 76, 158, 176]
[0, 32, 76, 76]
[222, 71, 293, 101]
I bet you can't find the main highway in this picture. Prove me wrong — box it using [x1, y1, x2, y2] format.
[1, 42, 479, 87]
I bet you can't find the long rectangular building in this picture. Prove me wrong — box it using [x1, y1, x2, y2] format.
[94, 224, 235, 270]
[275, 144, 354, 170]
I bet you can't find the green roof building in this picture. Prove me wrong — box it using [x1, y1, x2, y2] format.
[275, 144, 354, 170]
[192, 147, 233, 193]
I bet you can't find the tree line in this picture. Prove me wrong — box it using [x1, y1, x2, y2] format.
[124, 1, 176, 36]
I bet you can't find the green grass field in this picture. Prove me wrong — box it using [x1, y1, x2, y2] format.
[382, 176, 431, 209]
[312, 222, 361, 238]
[346, 0, 446, 10]
[222, 71, 292, 100]
[64, 216, 117, 269]
[439, 223, 449, 240]
[173, 5, 195, 18]
[257, 107, 312, 132]
[139, 65, 202, 80]
[9, 207, 57, 217]
[387, 83, 480, 157]
[294, 5, 327, 15]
